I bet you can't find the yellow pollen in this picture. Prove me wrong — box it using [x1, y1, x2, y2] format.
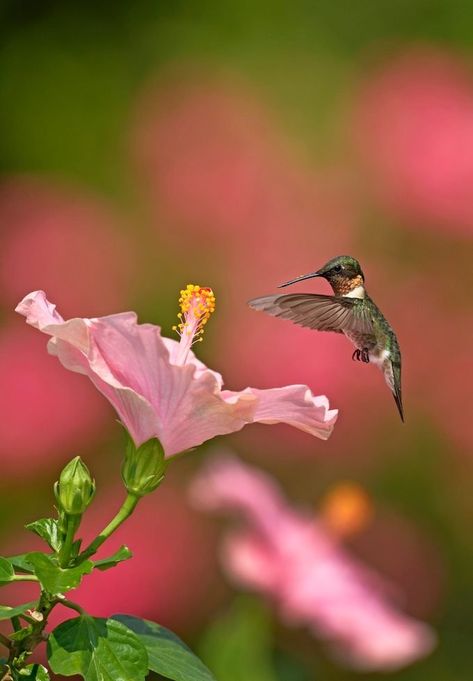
[174, 284, 216, 339]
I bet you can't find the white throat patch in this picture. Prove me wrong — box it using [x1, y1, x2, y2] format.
[343, 285, 365, 299]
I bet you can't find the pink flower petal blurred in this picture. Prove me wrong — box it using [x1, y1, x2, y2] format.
[191, 456, 436, 671]
[356, 48, 473, 235]
[133, 73, 354, 267]
[134, 75, 283, 234]
[16, 290, 337, 457]
[0, 323, 109, 476]
[0, 177, 133, 316]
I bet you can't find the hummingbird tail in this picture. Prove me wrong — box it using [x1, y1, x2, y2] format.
[391, 362, 404, 422]
[392, 388, 404, 422]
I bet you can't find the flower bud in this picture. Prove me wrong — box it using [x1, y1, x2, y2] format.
[54, 456, 96, 515]
[121, 435, 167, 496]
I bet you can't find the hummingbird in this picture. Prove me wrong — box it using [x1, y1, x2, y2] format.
[248, 255, 404, 421]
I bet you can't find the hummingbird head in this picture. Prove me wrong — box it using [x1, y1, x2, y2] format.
[279, 255, 365, 297]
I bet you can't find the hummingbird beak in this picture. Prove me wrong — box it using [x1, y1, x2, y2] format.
[278, 270, 321, 288]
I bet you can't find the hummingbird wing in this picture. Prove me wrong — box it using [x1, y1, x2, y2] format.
[248, 293, 375, 336]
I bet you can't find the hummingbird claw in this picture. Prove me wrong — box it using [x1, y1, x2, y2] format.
[352, 348, 370, 363]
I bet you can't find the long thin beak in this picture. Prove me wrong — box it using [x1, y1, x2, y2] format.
[278, 270, 321, 288]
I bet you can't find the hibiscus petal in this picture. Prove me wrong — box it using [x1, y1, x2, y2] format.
[16, 291, 160, 445]
[16, 291, 257, 455]
[17, 291, 337, 457]
[222, 385, 338, 440]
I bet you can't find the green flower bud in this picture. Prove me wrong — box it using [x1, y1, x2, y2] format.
[121, 435, 167, 496]
[54, 456, 96, 515]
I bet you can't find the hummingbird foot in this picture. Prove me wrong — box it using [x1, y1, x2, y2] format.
[352, 348, 370, 363]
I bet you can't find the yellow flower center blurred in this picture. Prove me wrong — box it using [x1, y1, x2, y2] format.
[320, 482, 373, 538]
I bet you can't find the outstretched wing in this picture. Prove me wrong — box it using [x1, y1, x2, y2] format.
[248, 293, 375, 336]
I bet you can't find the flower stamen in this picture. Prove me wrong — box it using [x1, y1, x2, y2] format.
[173, 284, 216, 363]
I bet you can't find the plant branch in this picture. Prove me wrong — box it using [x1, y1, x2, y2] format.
[0, 633, 10, 650]
[8, 592, 56, 672]
[78, 492, 140, 562]
[59, 599, 86, 616]
[58, 514, 81, 567]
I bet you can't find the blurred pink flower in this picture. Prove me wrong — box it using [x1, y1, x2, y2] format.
[191, 456, 436, 671]
[356, 48, 473, 235]
[133, 74, 354, 267]
[0, 323, 109, 476]
[0, 178, 133, 316]
[16, 288, 337, 457]
[134, 77, 277, 235]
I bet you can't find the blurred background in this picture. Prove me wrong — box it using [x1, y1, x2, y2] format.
[0, 1, 472, 679]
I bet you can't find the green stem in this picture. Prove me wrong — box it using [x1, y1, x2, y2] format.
[8, 591, 56, 671]
[58, 514, 81, 568]
[11, 574, 38, 582]
[79, 492, 140, 562]
[60, 599, 86, 616]
[10, 616, 20, 632]
[0, 632, 10, 650]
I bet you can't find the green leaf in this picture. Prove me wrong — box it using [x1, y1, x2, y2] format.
[48, 615, 148, 681]
[0, 557, 14, 585]
[25, 519, 61, 552]
[113, 615, 216, 681]
[10, 625, 33, 642]
[7, 554, 35, 574]
[26, 553, 93, 594]
[93, 546, 132, 572]
[199, 597, 276, 681]
[18, 663, 50, 679]
[0, 601, 37, 621]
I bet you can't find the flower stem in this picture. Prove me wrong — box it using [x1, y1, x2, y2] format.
[0, 633, 11, 650]
[60, 599, 86, 616]
[58, 514, 82, 568]
[11, 574, 38, 582]
[78, 492, 140, 562]
[8, 591, 55, 672]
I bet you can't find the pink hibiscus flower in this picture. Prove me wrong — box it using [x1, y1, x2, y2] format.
[16, 286, 337, 457]
[355, 48, 473, 235]
[191, 456, 436, 671]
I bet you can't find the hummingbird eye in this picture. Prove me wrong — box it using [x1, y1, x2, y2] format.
[333, 264, 343, 273]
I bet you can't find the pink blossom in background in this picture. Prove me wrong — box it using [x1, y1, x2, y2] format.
[16, 288, 337, 457]
[383, 277, 473, 451]
[0, 324, 109, 476]
[132, 73, 354, 275]
[191, 456, 436, 671]
[355, 48, 473, 235]
[0, 178, 133, 316]
[134, 76, 279, 234]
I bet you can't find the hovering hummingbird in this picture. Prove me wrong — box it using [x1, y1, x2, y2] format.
[248, 255, 404, 421]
